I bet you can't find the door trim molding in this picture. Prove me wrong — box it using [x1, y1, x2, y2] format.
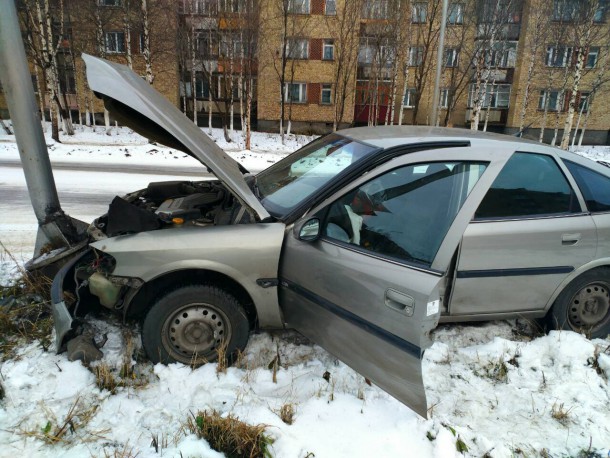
[281, 279, 422, 359]
[456, 266, 574, 279]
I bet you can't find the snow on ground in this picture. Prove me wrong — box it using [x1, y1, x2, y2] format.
[1, 123, 610, 458]
[0, 121, 315, 173]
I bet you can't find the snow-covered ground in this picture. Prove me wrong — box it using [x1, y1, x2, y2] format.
[1, 123, 609, 458]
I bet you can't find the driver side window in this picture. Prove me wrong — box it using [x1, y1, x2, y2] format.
[323, 161, 487, 267]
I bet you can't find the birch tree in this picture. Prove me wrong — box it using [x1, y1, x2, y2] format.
[577, 45, 609, 146]
[20, 0, 75, 140]
[269, 0, 311, 143]
[515, 0, 551, 134]
[326, 0, 363, 131]
[411, 0, 443, 124]
[470, 0, 521, 131]
[559, 0, 609, 149]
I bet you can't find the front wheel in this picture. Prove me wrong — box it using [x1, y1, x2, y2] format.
[548, 268, 610, 339]
[142, 285, 250, 365]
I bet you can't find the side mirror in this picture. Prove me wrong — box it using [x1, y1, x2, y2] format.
[297, 218, 321, 242]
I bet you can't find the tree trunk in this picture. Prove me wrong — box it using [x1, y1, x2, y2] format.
[560, 48, 586, 149]
[578, 104, 592, 147]
[0, 113, 12, 134]
[141, 0, 154, 84]
[245, 80, 252, 150]
[124, 1, 133, 69]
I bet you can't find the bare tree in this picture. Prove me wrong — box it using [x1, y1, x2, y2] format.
[20, 0, 76, 141]
[577, 45, 610, 146]
[559, 0, 610, 149]
[410, 0, 443, 124]
[267, 0, 311, 143]
[469, 0, 522, 131]
[515, 0, 551, 133]
[326, 0, 363, 131]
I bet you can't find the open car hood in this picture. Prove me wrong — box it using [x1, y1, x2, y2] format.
[82, 54, 270, 221]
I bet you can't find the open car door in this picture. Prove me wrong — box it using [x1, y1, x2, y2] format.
[279, 151, 492, 417]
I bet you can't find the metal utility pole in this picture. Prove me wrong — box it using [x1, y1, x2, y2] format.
[0, 0, 86, 269]
[430, 0, 449, 127]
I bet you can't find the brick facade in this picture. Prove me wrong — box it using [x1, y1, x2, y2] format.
[2, 0, 609, 143]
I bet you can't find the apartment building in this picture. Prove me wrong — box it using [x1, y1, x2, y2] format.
[1, 0, 609, 145]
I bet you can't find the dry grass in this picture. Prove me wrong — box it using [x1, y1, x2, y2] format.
[476, 357, 510, 383]
[0, 243, 54, 359]
[18, 396, 106, 445]
[91, 328, 150, 394]
[278, 403, 295, 425]
[550, 402, 573, 425]
[102, 443, 140, 458]
[186, 410, 274, 458]
[588, 344, 610, 381]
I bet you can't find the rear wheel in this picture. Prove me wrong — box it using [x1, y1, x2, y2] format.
[548, 268, 610, 339]
[142, 285, 249, 365]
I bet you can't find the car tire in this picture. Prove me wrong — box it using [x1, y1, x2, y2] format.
[548, 268, 610, 339]
[141, 284, 250, 365]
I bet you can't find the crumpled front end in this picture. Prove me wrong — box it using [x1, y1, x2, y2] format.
[51, 248, 90, 352]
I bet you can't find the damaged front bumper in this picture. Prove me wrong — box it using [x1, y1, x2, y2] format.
[51, 248, 91, 352]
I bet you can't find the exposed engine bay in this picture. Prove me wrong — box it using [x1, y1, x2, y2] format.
[59, 179, 259, 342]
[91, 179, 254, 239]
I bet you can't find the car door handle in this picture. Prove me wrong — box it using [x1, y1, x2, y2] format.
[385, 289, 414, 316]
[561, 233, 581, 246]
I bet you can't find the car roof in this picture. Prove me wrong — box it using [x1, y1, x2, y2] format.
[338, 125, 544, 150]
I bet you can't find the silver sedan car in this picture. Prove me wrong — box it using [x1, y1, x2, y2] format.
[52, 56, 610, 417]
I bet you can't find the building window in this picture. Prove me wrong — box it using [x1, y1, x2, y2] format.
[439, 89, 452, 108]
[578, 91, 590, 112]
[552, 0, 580, 21]
[362, 0, 390, 19]
[218, 0, 245, 13]
[195, 73, 210, 98]
[546, 46, 573, 67]
[479, 0, 520, 24]
[105, 31, 125, 53]
[586, 47, 599, 68]
[594, 0, 608, 22]
[412, 3, 428, 23]
[323, 40, 334, 60]
[286, 38, 308, 59]
[181, 0, 218, 14]
[287, 0, 310, 14]
[325, 0, 336, 15]
[321, 84, 332, 104]
[403, 88, 416, 107]
[469, 84, 511, 108]
[445, 48, 459, 67]
[408, 46, 423, 66]
[285, 82, 307, 103]
[220, 33, 244, 57]
[482, 42, 517, 68]
[447, 3, 464, 24]
[98, 0, 120, 5]
[538, 89, 563, 111]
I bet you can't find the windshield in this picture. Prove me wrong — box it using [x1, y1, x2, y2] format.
[256, 134, 378, 217]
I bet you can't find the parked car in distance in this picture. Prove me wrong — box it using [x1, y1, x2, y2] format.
[52, 55, 610, 418]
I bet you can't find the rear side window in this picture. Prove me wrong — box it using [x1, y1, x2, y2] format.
[564, 160, 610, 212]
[475, 152, 580, 219]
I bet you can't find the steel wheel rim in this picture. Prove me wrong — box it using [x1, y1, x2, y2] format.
[161, 302, 231, 364]
[567, 281, 610, 332]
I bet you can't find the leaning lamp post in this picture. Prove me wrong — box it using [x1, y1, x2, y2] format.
[0, 0, 87, 272]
